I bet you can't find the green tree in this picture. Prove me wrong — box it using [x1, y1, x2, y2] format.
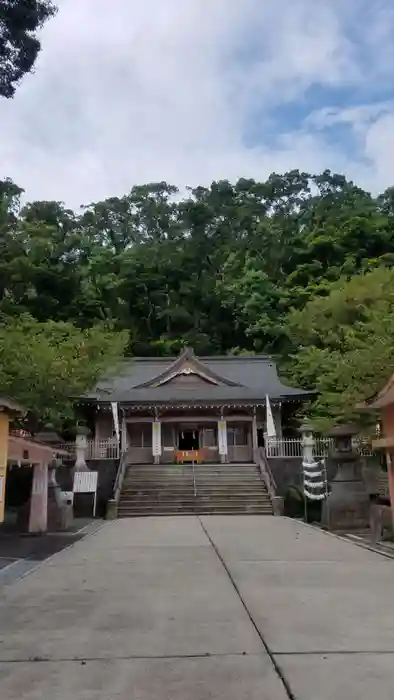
[283, 268, 394, 429]
[0, 0, 57, 97]
[0, 314, 127, 429]
[3, 170, 394, 367]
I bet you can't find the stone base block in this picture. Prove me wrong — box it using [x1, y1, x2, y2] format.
[322, 500, 370, 531]
[47, 502, 73, 531]
[370, 503, 393, 543]
[106, 499, 118, 520]
[271, 496, 284, 516]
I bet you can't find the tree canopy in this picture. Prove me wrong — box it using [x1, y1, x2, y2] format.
[284, 268, 394, 429]
[0, 314, 127, 429]
[0, 0, 57, 97]
[2, 170, 394, 429]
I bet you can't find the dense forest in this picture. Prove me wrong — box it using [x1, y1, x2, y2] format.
[1, 170, 394, 431]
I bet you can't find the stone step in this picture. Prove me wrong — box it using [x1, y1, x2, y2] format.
[120, 497, 271, 506]
[119, 462, 272, 517]
[126, 469, 260, 474]
[123, 478, 264, 484]
[121, 493, 268, 501]
[122, 488, 268, 498]
[118, 508, 272, 517]
[122, 479, 266, 485]
[125, 463, 257, 468]
[119, 506, 272, 513]
[120, 494, 268, 499]
[124, 481, 262, 487]
[123, 476, 263, 483]
[126, 474, 261, 478]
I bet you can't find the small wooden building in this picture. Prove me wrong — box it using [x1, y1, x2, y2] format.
[80, 348, 311, 465]
[366, 374, 394, 522]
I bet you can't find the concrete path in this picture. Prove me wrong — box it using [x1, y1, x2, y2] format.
[0, 516, 393, 699]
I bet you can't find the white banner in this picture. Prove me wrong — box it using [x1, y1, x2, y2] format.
[111, 402, 120, 444]
[218, 420, 227, 455]
[152, 421, 162, 456]
[265, 395, 276, 438]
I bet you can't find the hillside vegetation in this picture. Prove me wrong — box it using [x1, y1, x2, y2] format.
[1, 171, 393, 428]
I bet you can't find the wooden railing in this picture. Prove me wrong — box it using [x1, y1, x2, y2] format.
[60, 439, 120, 460]
[264, 436, 375, 459]
[87, 439, 119, 460]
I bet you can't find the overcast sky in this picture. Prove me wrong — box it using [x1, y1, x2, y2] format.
[1, 0, 394, 208]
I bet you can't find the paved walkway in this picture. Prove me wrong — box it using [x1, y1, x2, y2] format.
[0, 516, 393, 699]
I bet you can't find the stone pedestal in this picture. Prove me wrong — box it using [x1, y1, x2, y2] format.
[47, 458, 73, 531]
[106, 499, 118, 520]
[16, 462, 49, 533]
[272, 496, 285, 516]
[321, 424, 370, 530]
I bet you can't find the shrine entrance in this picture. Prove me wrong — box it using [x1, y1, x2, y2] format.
[178, 429, 200, 451]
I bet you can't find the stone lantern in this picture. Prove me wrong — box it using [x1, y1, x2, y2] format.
[35, 424, 63, 447]
[321, 423, 369, 530]
[75, 424, 90, 471]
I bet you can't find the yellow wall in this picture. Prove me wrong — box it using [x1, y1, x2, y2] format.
[0, 412, 10, 523]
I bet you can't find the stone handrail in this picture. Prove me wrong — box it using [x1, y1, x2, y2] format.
[254, 446, 284, 515]
[254, 447, 276, 498]
[107, 448, 128, 518]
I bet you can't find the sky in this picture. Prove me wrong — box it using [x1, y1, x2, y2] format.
[1, 0, 394, 208]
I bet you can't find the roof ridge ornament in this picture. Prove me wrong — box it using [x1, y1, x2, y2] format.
[134, 346, 241, 389]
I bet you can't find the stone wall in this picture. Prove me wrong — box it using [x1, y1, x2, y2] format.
[269, 457, 303, 496]
[269, 454, 384, 499]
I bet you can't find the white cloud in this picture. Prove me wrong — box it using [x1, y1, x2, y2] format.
[0, 0, 394, 206]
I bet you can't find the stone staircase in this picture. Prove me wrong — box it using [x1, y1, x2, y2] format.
[118, 463, 273, 517]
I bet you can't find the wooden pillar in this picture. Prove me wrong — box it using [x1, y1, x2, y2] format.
[121, 415, 128, 453]
[152, 417, 161, 465]
[273, 402, 283, 437]
[252, 407, 258, 460]
[386, 452, 394, 529]
[218, 410, 227, 464]
[0, 412, 10, 523]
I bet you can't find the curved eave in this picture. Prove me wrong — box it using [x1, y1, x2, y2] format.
[0, 396, 25, 416]
[82, 394, 311, 410]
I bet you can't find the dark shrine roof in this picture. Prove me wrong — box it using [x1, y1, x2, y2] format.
[0, 395, 24, 415]
[85, 348, 311, 407]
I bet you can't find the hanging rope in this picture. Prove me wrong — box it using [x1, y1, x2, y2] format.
[302, 459, 328, 502]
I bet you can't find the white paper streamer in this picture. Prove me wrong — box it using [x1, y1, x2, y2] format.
[303, 469, 322, 478]
[304, 488, 326, 501]
[304, 479, 325, 488]
[302, 458, 328, 501]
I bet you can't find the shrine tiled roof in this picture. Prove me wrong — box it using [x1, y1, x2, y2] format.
[84, 348, 312, 406]
[0, 396, 24, 415]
